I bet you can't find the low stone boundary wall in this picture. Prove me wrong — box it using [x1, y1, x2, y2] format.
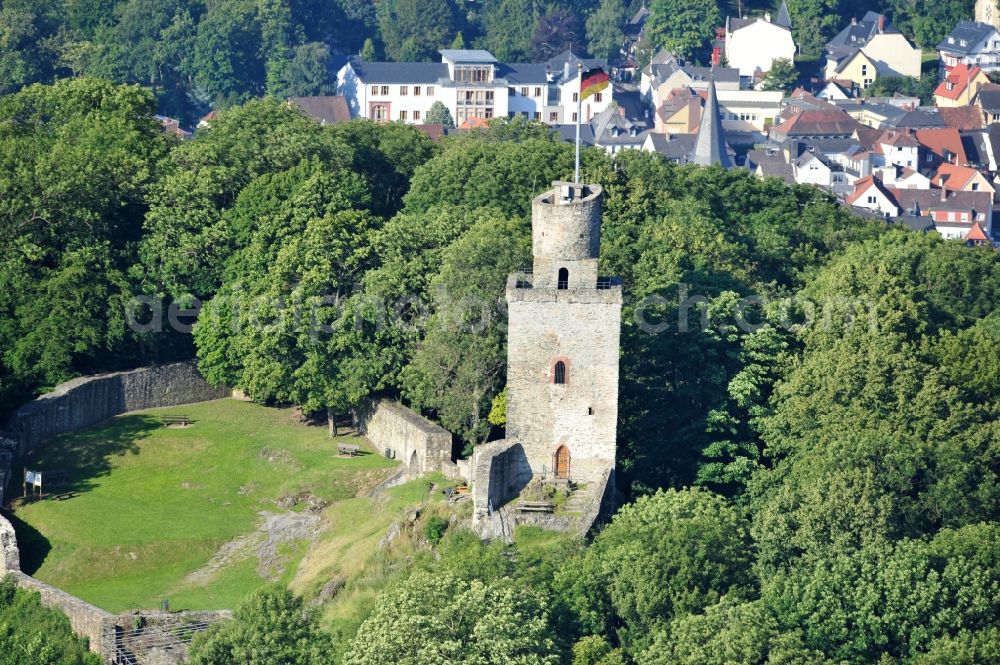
[6, 361, 228, 456]
[355, 400, 452, 477]
[2, 510, 230, 660]
[0, 361, 227, 504]
[577, 468, 617, 537]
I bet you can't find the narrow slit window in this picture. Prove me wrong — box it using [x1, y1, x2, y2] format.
[558, 267, 569, 289]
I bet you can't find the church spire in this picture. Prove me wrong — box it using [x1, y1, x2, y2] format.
[692, 76, 731, 168]
[776, 0, 792, 28]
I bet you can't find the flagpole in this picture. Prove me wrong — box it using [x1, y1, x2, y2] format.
[574, 62, 582, 183]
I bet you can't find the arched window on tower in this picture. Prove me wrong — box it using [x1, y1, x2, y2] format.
[558, 267, 569, 290]
[554, 360, 567, 384]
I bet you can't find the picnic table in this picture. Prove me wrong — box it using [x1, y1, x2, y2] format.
[337, 443, 361, 457]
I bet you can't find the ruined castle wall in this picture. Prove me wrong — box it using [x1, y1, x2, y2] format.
[471, 440, 532, 520]
[0, 511, 19, 574]
[356, 400, 452, 476]
[6, 361, 228, 456]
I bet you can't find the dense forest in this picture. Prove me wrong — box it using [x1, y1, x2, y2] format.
[1, 77, 999, 662]
[0, 0, 975, 124]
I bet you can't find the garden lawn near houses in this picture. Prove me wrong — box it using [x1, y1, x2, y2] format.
[8, 398, 400, 613]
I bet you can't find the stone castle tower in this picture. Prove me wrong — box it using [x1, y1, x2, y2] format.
[504, 182, 622, 483]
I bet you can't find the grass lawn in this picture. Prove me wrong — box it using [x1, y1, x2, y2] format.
[8, 398, 398, 613]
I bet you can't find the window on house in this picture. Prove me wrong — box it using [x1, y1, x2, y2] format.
[960, 39, 968, 47]
[380, 85, 389, 95]
[414, 110, 421, 120]
[558, 267, 569, 289]
[370, 85, 379, 96]
[426, 86, 435, 95]
[535, 87, 542, 97]
[949, 37, 954, 44]
[414, 86, 421, 95]
[521, 86, 529, 96]
[554, 361, 567, 384]
[550, 111, 559, 122]
[867, 195, 877, 204]
[861, 65, 868, 75]
[400, 110, 407, 120]
[400, 86, 408, 96]
[972, 182, 980, 190]
[370, 104, 389, 121]
[485, 108, 493, 119]
[587, 406, 593, 415]
[534, 112, 541, 120]
[573, 92, 579, 102]
[926, 153, 934, 162]
[595, 92, 603, 102]
[572, 112, 578, 122]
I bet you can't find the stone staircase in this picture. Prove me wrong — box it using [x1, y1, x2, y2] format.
[561, 488, 592, 514]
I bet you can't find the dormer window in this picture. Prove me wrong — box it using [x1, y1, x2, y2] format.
[960, 39, 968, 47]
[949, 37, 955, 44]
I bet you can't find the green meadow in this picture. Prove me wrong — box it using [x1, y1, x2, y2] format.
[9, 399, 399, 613]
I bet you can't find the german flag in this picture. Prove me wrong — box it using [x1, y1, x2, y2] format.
[580, 66, 609, 101]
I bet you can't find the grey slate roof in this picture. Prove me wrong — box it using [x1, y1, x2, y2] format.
[692, 77, 732, 168]
[826, 12, 897, 58]
[348, 58, 448, 83]
[976, 83, 1000, 112]
[546, 51, 608, 84]
[499, 63, 549, 84]
[644, 133, 698, 163]
[937, 21, 998, 55]
[776, 0, 792, 29]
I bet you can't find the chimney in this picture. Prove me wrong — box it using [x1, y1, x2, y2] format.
[765, 11, 771, 22]
[878, 15, 884, 33]
[851, 17, 857, 25]
[941, 185, 948, 202]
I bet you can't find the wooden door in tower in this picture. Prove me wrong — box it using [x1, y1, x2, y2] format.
[554, 445, 571, 479]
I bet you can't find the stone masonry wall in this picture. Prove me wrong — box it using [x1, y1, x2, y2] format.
[471, 439, 532, 522]
[12, 570, 113, 654]
[356, 399, 452, 477]
[505, 290, 622, 484]
[6, 361, 228, 457]
[0, 511, 19, 574]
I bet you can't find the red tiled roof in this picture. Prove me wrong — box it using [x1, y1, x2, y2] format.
[846, 174, 893, 206]
[938, 105, 984, 131]
[459, 117, 491, 130]
[915, 128, 968, 165]
[933, 163, 983, 191]
[965, 222, 990, 241]
[775, 109, 860, 137]
[934, 63, 985, 100]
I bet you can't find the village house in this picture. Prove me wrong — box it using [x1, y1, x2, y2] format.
[933, 162, 996, 199]
[973, 82, 1000, 124]
[824, 12, 921, 86]
[938, 21, 1000, 72]
[934, 64, 991, 107]
[654, 87, 783, 134]
[847, 176, 993, 240]
[723, 1, 796, 81]
[640, 52, 741, 101]
[337, 49, 611, 126]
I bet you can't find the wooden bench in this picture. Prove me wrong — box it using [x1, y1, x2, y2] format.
[161, 414, 192, 426]
[518, 501, 554, 513]
[337, 443, 361, 457]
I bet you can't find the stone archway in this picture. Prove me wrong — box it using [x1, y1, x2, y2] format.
[408, 450, 419, 477]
